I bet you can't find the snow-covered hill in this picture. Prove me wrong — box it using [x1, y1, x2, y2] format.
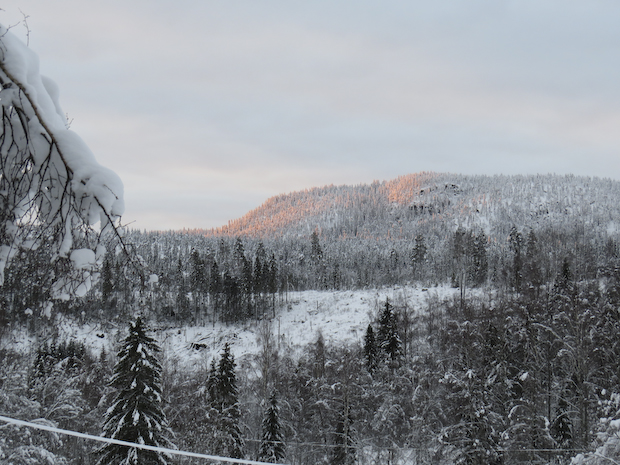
[198, 172, 620, 243]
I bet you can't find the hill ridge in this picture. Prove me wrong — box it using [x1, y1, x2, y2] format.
[184, 172, 620, 241]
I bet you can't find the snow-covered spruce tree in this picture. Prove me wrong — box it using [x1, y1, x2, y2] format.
[0, 25, 124, 305]
[377, 299, 402, 368]
[550, 387, 574, 453]
[206, 342, 244, 460]
[258, 391, 285, 463]
[96, 318, 175, 465]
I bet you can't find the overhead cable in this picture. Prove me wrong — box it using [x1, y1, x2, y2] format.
[0, 415, 287, 465]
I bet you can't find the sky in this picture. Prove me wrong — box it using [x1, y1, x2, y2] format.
[2, 1, 620, 231]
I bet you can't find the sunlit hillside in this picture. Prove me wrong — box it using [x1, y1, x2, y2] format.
[200, 172, 620, 243]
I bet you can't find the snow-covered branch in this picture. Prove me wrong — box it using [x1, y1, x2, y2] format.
[0, 24, 124, 302]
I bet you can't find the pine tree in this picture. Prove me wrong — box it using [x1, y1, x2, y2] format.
[96, 318, 174, 465]
[258, 391, 286, 463]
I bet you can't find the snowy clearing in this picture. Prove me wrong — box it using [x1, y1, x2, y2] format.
[7, 285, 459, 367]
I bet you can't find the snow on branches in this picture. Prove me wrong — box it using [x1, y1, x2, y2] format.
[0, 24, 124, 302]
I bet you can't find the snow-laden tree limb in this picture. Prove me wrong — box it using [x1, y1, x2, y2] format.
[0, 24, 124, 302]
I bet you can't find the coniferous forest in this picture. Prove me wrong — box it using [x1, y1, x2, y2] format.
[3, 173, 620, 464]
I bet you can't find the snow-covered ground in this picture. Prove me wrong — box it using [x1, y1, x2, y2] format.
[7, 285, 459, 368]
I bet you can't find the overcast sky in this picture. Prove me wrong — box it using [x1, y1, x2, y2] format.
[2, 1, 620, 230]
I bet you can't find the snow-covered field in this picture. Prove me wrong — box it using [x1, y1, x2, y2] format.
[8, 285, 459, 367]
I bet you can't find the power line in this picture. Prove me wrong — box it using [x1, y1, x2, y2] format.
[0, 415, 287, 465]
[0, 414, 590, 460]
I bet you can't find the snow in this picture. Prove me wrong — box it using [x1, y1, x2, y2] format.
[18, 285, 458, 368]
[157, 285, 456, 365]
[70, 249, 97, 270]
[42, 302, 53, 319]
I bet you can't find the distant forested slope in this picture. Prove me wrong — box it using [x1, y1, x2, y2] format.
[50, 172, 612, 325]
[200, 172, 620, 243]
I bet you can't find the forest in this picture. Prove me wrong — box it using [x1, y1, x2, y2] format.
[3, 200, 620, 464]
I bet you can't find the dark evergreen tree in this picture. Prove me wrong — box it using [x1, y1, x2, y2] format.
[469, 231, 488, 287]
[267, 253, 278, 295]
[258, 391, 286, 463]
[222, 271, 241, 322]
[210, 259, 221, 295]
[309, 230, 327, 289]
[377, 299, 402, 367]
[363, 324, 379, 374]
[176, 280, 191, 321]
[241, 255, 254, 315]
[551, 389, 573, 452]
[101, 254, 114, 303]
[311, 332, 327, 379]
[96, 318, 174, 465]
[233, 237, 247, 276]
[509, 226, 524, 292]
[555, 257, 574, 294]
[411, 233, 427, 281]
[190, 249, 206, 295]
[210, 259, 222, 319]
[266, 253, 279, 317]
[254, 241, 267, 295]
[523, 229, 543, 298]
[206, 358, 218, 402]
[207, 343, 244, 459]
[175, 257, 185, 288]
[310, 230, 323, 263]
